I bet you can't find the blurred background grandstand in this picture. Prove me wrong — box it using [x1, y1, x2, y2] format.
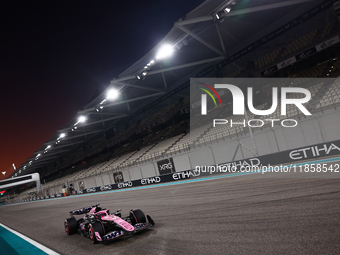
[3, 0, 340, 202]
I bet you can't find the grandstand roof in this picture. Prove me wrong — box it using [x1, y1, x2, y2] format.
[14, 0, 328, 177]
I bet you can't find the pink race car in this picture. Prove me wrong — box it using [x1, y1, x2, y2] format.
[64, 204, 155, 244]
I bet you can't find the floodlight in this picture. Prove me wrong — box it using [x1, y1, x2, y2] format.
[137, 71, 148, 80]
[59, 133, 66, 139]
[224, 7, 231, 13]
[95, 106, 103, 112]
[78, 115, 86, 123]
[144, 60, 156, 70]
[156, 44, 174, 59]
[212, 13, 221, 21]
[107, 88, 119, 100]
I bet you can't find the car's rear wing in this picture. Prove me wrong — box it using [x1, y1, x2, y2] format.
[70, 204, 99, 215]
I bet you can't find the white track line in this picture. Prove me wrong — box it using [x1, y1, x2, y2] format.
[0, 223, 60, 255]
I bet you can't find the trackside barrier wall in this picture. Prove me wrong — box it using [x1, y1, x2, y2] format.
[16, 171, 193, 202]
[197, 139, 340, 177]
[17, 193, 65, 203]
[187, 107, 340, 168]
[73, 138, 340, 196]
[74, 170, 193, 195]
[14, 137, 340, 203]
[44, 107, 340, 195]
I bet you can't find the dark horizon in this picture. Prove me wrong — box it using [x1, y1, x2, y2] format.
[0, 0, 204, 179]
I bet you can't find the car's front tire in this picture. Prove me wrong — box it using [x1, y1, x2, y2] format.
[65, 218, 78, 235]
[130, 209, 146, 225]
[88, 221, 104, 244]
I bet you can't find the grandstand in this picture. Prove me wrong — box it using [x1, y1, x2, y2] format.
[4, 0, 340, 202]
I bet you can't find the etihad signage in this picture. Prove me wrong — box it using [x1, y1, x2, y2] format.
[289, 143, 340, 160]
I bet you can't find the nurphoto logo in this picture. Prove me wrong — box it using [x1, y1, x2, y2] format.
[196, 81, 312, 128]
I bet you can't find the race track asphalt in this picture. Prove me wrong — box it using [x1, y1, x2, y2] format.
[0, 170, 340, 255]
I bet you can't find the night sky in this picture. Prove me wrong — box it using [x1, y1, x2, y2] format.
[0, 0, 204, 179]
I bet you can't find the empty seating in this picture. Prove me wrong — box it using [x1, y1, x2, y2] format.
[281, 30, 318, 59]
[255, 48, 282, 69]
[316, 78, 340, 108]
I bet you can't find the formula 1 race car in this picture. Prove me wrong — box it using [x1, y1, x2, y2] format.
[64, 204, 155, 244]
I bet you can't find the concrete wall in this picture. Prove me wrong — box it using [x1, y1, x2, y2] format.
[140, 163, 157, 178]
[173, 154, 191, 172]
[84, 178, 96, 189]
[102, 173, 113, 185]
[187, 107, 340, 168]
[75, 107, 340, 190]
[128, 167, 142, 181]
[94, 176, 103, 187]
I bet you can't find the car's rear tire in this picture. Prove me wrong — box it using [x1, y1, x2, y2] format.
[65, 218, 78, 235]
[130, 209, 146, 225]
[89, 221, 104, 244]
